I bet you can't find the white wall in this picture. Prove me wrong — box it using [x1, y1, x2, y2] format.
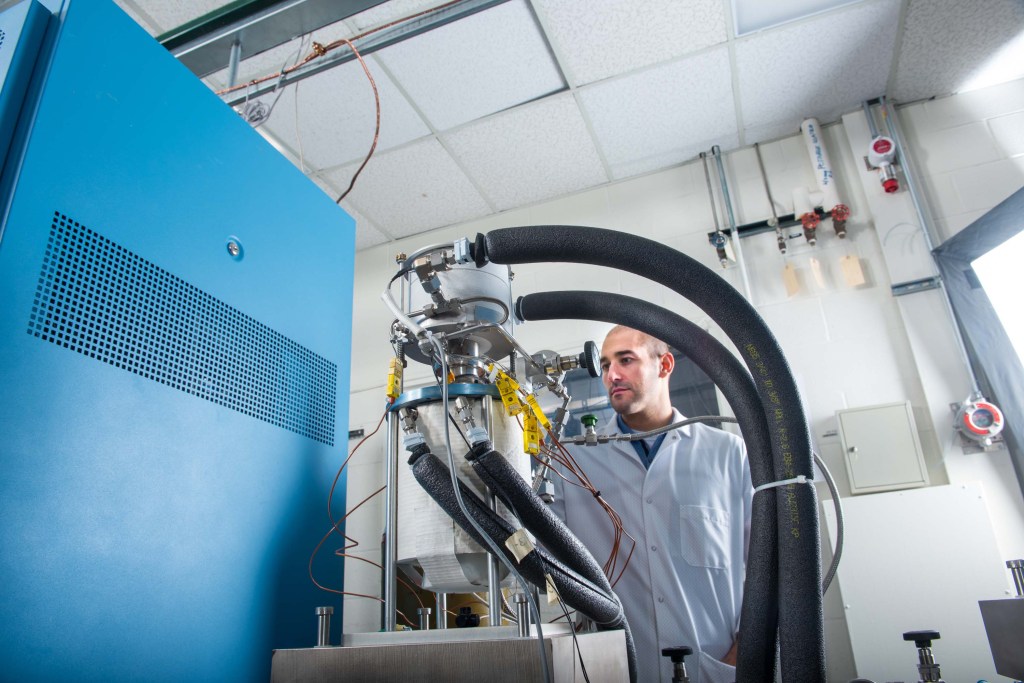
[340, 77, 1024, 678]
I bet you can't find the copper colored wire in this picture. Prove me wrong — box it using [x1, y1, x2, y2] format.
[333, 37, 379, 203]
[214, 0, 464, 96]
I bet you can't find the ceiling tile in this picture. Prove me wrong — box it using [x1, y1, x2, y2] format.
[322, 138, 491, 237]
[443, 94, 608, 210]
[533, 0, 727, 86]
[373, 0, 565, 130]
[339, 203, 391, 251]
[578, 47, 738, 179]
[242, 57, 431, 171]
[117, 0, 233, 34]
[346, 0, 441, 31]
[113, 1, 161, 34]
[736, 0, 901, 130]
[891, 0, 1024, 102]
[743, 121, 802, 146]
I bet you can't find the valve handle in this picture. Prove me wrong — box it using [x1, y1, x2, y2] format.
[661, 646, 693, 663]
[903, 630, 940, 648]
[581, 414, 599, 428]
[578, 340, 601, 378]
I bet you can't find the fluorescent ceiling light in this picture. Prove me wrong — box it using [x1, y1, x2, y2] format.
[957, 29, 1024, 93]
[732, 0, 863, 35]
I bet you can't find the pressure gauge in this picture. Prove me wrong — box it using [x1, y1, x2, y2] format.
[955, 399, 1004, 445]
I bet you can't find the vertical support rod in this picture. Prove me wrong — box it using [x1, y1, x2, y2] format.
[316, 606, 333, 647]
[1008, 559, 1024, 597]
[862, 100, 880, 139]
[712, 145, 753, 300]
[483, 398, 502, 626]
[436, 592, 448, 629]
[514, 593, 530, 637]
[383, 409, 399, 631]
[226, 39, 242, 89]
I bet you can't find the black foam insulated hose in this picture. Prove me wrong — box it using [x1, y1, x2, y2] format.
[408, 448, 639, 682]
[516, 290, 778, 681]
[472, 226, 824, 682]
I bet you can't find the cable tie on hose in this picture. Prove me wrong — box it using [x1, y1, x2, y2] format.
[591, 490, 601, 499]
[753, 474, 811, 494]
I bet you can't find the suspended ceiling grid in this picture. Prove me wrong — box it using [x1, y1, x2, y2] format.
[114, 0, 1024, 250]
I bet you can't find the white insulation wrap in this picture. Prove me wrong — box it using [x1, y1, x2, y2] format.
[396, 396, 530, 593]
[801, 118, 842, 210]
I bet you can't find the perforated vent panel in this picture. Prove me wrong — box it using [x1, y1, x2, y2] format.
[27, 211, 337, 445]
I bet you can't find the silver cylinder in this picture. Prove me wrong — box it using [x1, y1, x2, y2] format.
[403, 258, 514, 367]
[435, 593, 447, 629]
[417, 607, 432, 631]
[316, 606, 333, 647]
[514, 593, 530, 638]
[395, 394, 528, 594]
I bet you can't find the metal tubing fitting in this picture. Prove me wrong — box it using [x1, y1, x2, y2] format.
[514, 592, 530, 637]
[1008, 559, 1024, 597]
[418, 607, 432, 631]
[316, 606, 333, 647]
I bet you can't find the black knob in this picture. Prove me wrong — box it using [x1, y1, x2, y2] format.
[903, 630, 940, 648]
[579, 340, 601, 378]
[661, 646, 693, 663]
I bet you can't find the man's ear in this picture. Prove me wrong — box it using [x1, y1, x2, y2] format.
[659, 352, 675, 378]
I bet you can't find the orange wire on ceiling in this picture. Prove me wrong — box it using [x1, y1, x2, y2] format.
[215, 1, 469, 204]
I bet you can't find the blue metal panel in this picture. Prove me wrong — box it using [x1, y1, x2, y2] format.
[0, 1, 355, 681]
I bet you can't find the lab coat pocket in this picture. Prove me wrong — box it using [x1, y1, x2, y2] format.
[678, 505, 731, 569]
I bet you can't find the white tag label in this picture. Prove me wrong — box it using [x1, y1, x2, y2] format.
[809, 257, 826, 288]
[545, 573, 560, 604]
[783, 264, 800, 297]
[840, 255, 866, 287]
[505, 528, 535, 563]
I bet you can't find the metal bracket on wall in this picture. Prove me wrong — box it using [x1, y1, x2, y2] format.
[160, 0, 514, 106]
[159, 0, 390, 79]
[890, 276, 942, 297]
[706, 207, 831, 242]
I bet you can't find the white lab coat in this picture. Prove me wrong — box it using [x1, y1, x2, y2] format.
[549, 410, 753, 683]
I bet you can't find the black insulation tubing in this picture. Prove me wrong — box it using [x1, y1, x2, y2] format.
[408, 448, 639, 683]
[473, 226, 824, 682]
[465, 443, 645, 682]
[516, 290, 778, 681]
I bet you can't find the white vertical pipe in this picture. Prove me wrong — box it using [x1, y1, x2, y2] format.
[711, 146, 753, 300]
[801, 118, 841, 210]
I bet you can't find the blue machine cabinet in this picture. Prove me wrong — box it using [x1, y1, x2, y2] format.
[0, 1, 355, 681]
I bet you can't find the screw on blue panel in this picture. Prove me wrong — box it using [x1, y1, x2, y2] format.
[226, 236, 244, 261]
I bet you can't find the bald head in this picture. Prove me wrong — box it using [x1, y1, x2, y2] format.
[605, 325, 669, 360]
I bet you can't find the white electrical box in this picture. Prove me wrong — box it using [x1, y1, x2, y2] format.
[836, 401, 929, 495]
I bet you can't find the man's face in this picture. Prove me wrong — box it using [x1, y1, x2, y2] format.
[600, 328, 666, 417]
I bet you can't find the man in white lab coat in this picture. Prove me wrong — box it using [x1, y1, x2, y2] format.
[549, 326, 753, 683]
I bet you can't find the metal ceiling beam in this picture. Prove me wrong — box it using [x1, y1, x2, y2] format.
[159, 0, 391, 79]
[220, 0, 511, 108]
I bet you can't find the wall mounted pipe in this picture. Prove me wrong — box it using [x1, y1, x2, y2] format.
[470, 225, 825, 682]
[712, 145, 753, 299]
[880, 97, 982, 396]
[801, 118, 851, 238]
[516, 290, 779, 681]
